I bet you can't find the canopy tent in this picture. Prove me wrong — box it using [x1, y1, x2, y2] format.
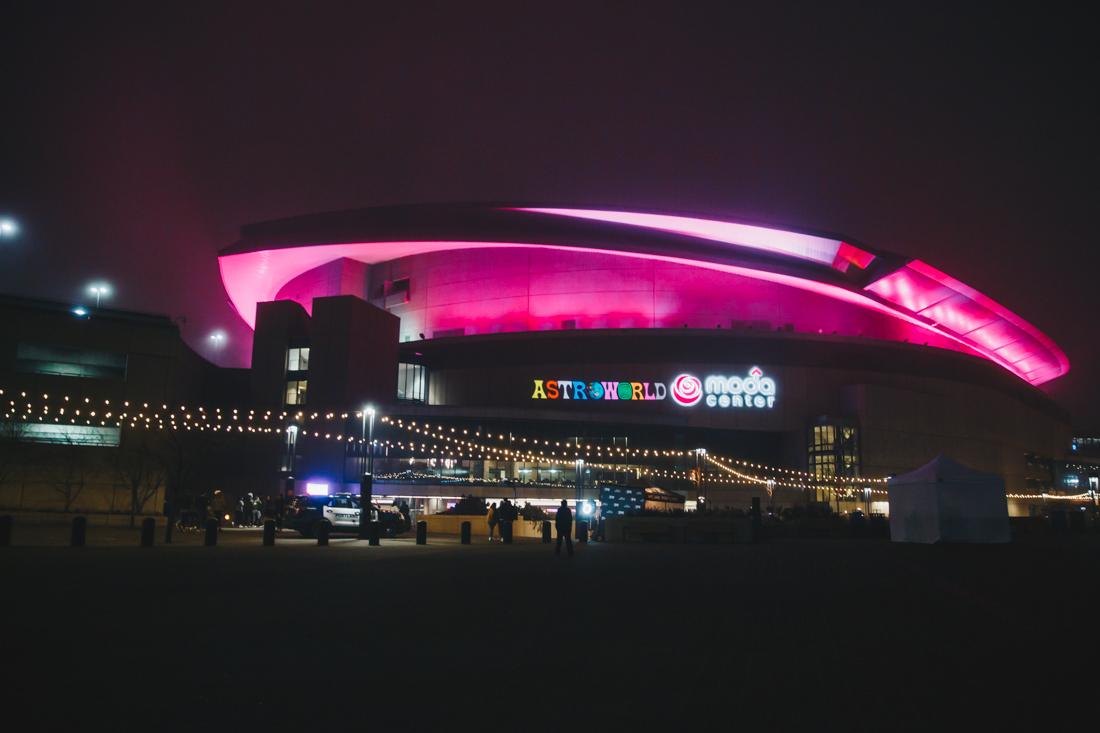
[887, 455, 1010, 543]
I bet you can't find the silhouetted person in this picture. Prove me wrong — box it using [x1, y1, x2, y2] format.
[399, 500, 411, 531]
[487, 502, 498, 542]
[555, 499, 574, 557]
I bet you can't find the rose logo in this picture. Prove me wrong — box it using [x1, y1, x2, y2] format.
[671, 373, 702, 406]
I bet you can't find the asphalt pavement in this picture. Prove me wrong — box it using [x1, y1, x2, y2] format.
[1, 529, 1096, 730]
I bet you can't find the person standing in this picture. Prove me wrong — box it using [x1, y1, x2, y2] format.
[555, 499, 574, 557]
[398, 500, 411, 532]
[487, 502, 498, 542]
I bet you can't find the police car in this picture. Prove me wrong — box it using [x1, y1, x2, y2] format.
[284, 494, 409, 538]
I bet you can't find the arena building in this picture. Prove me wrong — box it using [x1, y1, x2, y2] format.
[215, 204, 1073, 515]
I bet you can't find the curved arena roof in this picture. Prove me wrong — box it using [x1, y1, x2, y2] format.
[218, 204, 1068, 386]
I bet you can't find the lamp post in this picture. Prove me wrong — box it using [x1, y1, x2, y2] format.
[284, 424, 299, 498]
[87, 282, 112, 308]
[358, 406, 375, 539]
[695, 448, 707, 510]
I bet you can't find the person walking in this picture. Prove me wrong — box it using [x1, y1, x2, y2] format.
[500, 498, 515, 543]
[487, 502, 498, 542]
[555, 499, 574, 557]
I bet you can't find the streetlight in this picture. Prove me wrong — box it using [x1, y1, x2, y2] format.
[0, 217, 19, 240]
[86, 282, 112, 308]
[359, 405, 376, 540]
[694, 448, 707, 509]
[284, 424, 299, 497]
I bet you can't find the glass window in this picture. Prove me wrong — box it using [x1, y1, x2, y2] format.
[286, 380, 308, 405]
[808, 421, 859, 478]
[397, 363, 427, 402]
[18, 423, 121, 447]
[286, 347, 310, 372]
[15, 342, 127, 380]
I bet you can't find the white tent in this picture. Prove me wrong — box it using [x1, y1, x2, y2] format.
[887, 455, 1010, 543]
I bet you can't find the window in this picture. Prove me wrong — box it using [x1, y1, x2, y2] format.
[286, 380, 308, 405]
[18, 423, 121, 447]
[15, 342, 127, 379]
[286, 347, 310, 372]
[397, 363, 427, 402]
[808, 420, 859, 479]
[383, 277, 411, 308]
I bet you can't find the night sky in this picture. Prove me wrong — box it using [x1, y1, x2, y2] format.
[2, 2, 1096, 430]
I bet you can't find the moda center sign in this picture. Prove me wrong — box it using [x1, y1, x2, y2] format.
[530, 367, 777, 409]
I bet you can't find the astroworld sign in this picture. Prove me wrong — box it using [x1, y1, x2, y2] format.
[530, 367, 777, 409]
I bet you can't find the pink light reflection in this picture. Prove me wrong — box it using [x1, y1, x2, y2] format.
[219, 239, 1057, 383]
[513, 207, 848, 267]
[863, 261, 1069, 385]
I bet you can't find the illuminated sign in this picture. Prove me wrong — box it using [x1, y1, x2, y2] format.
[698, 367, 776, 409]
[531, 367, 777, 409]
[530, 380, 666, 401]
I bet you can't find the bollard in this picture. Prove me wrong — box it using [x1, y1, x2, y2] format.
[368, 520, 380, 546]
[71, 516, 87, 547]
[262, 520, 276, 546]
[204, 518, 218, 546]
[416, 520, 427, 545]
[501, 520, 513, 544]
[0, 515, 11, 547]
[460, 521, 471, 545]
[576, 520, 588, 544]
[140, 517, 155, 548]
[542, 520, 552, 543]
[317, 522, 330, 546]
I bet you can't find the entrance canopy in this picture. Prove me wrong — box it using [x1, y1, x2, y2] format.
[887, 455, 1010, 543]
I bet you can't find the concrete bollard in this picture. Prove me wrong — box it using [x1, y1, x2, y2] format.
[262, 520, 276, 546]
[416, 520, 427, 545]
[0, 515, 11, 547]
[71, 516, 87, 547]
[368, 521, 381, 546]
[460, 521, 471, 544]
[501, 520, 513, 544]
[576, 520, 588, 543]
[204, 518, 218, 546]
[140, 518, 155, 548]
[317, 522, 330, 546]
[542, 520, 551, 543]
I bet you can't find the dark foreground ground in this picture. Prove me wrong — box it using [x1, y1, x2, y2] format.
[2, 528, 1097, 730]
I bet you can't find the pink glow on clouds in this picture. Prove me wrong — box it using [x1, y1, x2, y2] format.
[513, 207, 861, 268]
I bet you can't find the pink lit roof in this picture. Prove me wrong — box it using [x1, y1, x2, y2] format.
[217, 206, 1068, 386]
[513, 207, 865, 269]
[864, 261, 1068, 385]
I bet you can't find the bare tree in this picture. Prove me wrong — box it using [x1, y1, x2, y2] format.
[114, 433, 167, 527]
[52, 434, 89, 513]
[0, 418, 29, 491]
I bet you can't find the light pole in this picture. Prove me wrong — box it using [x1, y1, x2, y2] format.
[358, 406, 376, 539]
[87, 282, 112, 308]
[695, 448, 707, 510]
[284, 424, 299, 498]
